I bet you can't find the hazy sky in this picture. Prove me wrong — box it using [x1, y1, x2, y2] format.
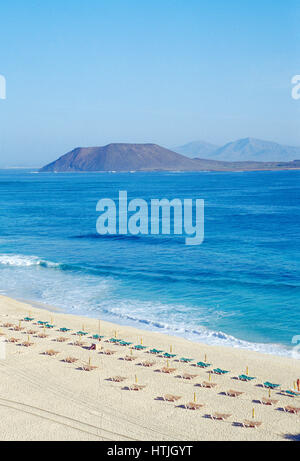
[0, 0, 299, 166]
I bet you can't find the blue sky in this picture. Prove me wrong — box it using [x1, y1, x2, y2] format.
[0, 0, 299, 166]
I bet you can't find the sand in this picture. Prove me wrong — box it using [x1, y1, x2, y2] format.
[0, 294, 299, 441]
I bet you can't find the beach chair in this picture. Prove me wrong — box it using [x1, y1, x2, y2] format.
[163, 394, 181, 402]
[243, 420, 262, 428]
[184, 402, 204, 410]
[200, 381, 217, 389]
[283, 405, 300, 414]
[103, 349, 116, 355]
[141, 360, 156, 367]
[149, 348, 163, 355]
[179, 357, 193, 363]
[211, 412, 231, 421]
[179, 373, 198, 380]
[212, 368, 229, 375]
[263, 381, 280, 390]
[81, 364, 98, 372]
[124, 355, 137, 361]
[109, 376, 127, 382]
[259, 397, 278, 406]
[128, 384, 146, 391]
[161, 366, 177, 374]
[238, 374, 256, 382]
[196, 361, 211, 368]
[225, 389, 244, 397]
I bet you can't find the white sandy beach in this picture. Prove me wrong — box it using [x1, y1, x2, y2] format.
[0, 294, 299, 441]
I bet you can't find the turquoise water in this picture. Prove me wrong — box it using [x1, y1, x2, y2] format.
[0, 169, 299, 356]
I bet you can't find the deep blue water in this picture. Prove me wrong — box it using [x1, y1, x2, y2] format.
[0, 169, 299, 356]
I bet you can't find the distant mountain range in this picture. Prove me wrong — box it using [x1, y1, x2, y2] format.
[40, 142, 300, 173]
[174, 137, 300, 162]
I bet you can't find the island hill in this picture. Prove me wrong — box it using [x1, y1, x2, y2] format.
[40, 143, 300, 173]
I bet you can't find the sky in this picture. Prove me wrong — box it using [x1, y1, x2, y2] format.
[0, 0, 299, 166]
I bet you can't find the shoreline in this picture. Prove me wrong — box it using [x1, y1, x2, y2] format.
[13, 294, 294, 360]
[0, 294, 299, 440]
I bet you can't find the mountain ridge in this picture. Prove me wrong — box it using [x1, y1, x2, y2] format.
[40, 142, 300, 173]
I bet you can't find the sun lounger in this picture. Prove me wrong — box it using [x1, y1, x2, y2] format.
[211, 412, 232, 420]
[110, 376, 127, 382]
[81, 364, 97, 371]
[238, 374, 256, 382]
[212, 368, 229, 375]
[243, 420, 262, 428]
[283, 405, 300, 414]
[128, 384, 146, 391]
[179, 357, 193, 363]
[196, 361, 211, 368]
[263, 381, 280, 389]
[225, 389, 244, 397]
[124, 355, 137, 361]
[103, 349, 116, 355]
[179, 373, 198, 380]
[259, 397, 278, 406]
[161, 367, 177, 374]
[200, 381, 217, 388]
[163, 394, 181, 402]
[184, 402, 204, 410]
[141, 360, 155, 367]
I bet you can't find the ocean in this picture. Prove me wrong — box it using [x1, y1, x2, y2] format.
[0, 169, 299, 356]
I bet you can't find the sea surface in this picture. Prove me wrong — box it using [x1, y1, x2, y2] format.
[0, 169, 299, 356]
